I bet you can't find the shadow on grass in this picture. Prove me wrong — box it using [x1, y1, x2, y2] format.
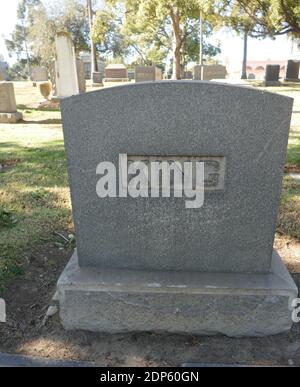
[287, 131, 300, 166]
[17, 104, 60, 112]
[0, 186, 72, 294]
[0, 140, 68, 188]
[277, 177, 300, 239]
[20, 119, 62, 125]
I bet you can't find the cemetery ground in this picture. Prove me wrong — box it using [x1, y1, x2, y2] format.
[0, 81, 300, 366]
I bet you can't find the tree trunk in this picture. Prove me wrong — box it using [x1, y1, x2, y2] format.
[199, 10, 203, 66]
[21, 21, 31, 79]
[87, 0, 98, 76]
[241, 29, 248, 79]
[170, 7, 183, 80]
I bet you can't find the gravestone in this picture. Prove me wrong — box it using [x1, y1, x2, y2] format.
[104, 64, 129, 82]
[58, 81, 297, 337]
[0, 61, 8, 81]
[135, 66, 162, 82]
[0, 82, 23, 123]
[49, 60, 57, 98]
[183, 70, 193, 79]
[264, 64, 281, 86]
[285, 60, 300, 82]
[31, 66, 48, 82]
[52, 32, 79, 99]
[194, 65, 227, 80]
[128, 70, 135, 81]
[92, 72, 103, 86]
[76, 59, 86, 93]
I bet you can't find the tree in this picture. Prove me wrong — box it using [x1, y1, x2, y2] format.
[225, 0, 300, 38]
[6, 0, 90, 72]
[98, 0, 222, 79]
[92, 9, 129, 59]
[221, 2, 258, 79]
[182, 18, 221, 66]
[87, 0, 98, 74]
[5, 0, 41, 76]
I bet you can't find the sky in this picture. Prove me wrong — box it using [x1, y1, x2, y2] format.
[0, 0, 298, 67]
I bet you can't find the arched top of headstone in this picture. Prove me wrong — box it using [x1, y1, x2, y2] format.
[61, 80, 293, 273]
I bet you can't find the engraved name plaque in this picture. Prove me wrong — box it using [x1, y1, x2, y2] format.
[127, 156, 226, 191]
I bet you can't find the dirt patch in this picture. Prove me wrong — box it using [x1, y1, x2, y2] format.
[0, 159, 20, 173]
[275, 234, 300, 273]
[285, 164, 300, 173]
[0, 238, 299, 366]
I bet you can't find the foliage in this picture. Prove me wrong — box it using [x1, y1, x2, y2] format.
[222, 0, 300, 38]
[92, 9, 129, 58]
[6, 0, 90, 69]
[92, 0, 222, 77]
[6, 60, 31, 80]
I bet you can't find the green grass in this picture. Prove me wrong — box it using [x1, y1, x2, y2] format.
[286, 129, 300, 166]
[0, 119, 72, 294]
[277, 177, 300, 239]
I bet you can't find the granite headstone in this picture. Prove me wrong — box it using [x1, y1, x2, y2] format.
[0, 82, 23, 123]
[104, 64, 129, 82]
[31, 66, 48, 82]
[135, 66, 162, 82]
[194, 65, 227, 80]
[264, 64, 281, 86]
[52, 32, 79, 99]
[58, 81, 297, 336]
[285, 60, 300, 82]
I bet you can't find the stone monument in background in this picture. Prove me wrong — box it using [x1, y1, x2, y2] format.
[0, 82, 23, 123]
[52, 32, 79, 99]
[104, 64, 129, 82]
[31, 66, 48, 83]
[76, 59, 86, 93]
[194, 65, 227, 80]
[285, 60, 300, 82]
[135, 66, 162, 82]
[264, 64, 281, 86]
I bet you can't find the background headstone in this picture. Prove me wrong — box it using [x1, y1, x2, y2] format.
[183, 70, 193, 79]
[194, 65, 227, 80]
[285, 60, 300, 82]
[49, 60, 57, 98]
[128, 70, 135, 81]
[0, 61, 9, 81]
[58, 82, 297, 336]
[104, 64, 129, 82]
[0, 82, 23, 123]
[264, 64, 281, 86]
[92, 72, 103, 86]
[76, 59, 86, 93]
[53, 32, 79, 99]
[135, 66, 162, 82]
[31, 66, 48, 82]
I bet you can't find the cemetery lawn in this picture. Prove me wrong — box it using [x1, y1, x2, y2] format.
[0, 108, 73, 295]
[0, 82, 299, 365]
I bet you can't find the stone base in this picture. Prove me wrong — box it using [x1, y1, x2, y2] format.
[103, 78, 130, 82]
[284, 78, 300, 82]
[57, 250, 298, 337]
[0, 112, 23, 123]
[92, 83, 103, 88]
[264, 81, 281, 87]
